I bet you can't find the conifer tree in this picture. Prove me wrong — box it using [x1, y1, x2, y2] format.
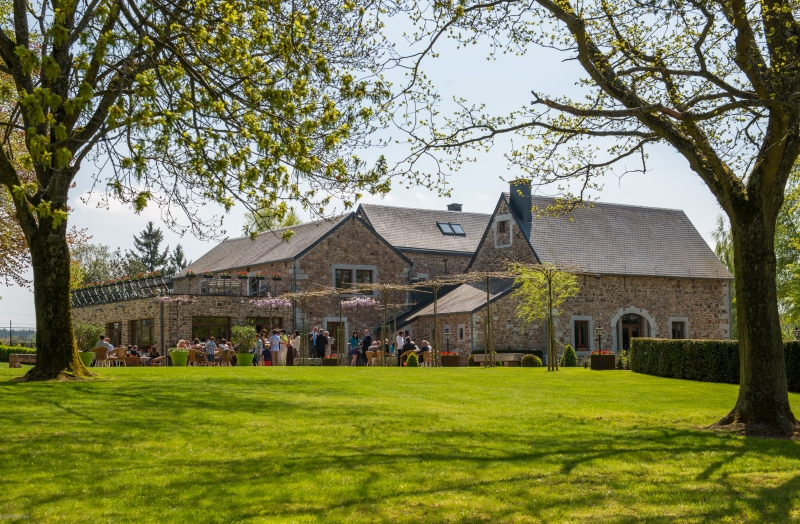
[167, 245, 190, 276]
[127, 222, 169, 273]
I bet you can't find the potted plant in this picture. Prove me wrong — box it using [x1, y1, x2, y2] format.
[322, 354, 339, 366]
[73, 321, 104, 367]
[231, 325, 257, 367]
[441, 351, 460, 367]
[170, 347, 190, 366]
[186, 270, 196, 277]
[271, 273, 282, 281]
[238, 271, 249, 280]
[202, 271, 214, 279]
[219, 272, 232, 279]
[254, 271, 266, 280]
[590, 350, 616, 370]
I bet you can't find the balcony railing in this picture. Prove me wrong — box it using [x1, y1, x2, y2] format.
[70, 276, 277, 307]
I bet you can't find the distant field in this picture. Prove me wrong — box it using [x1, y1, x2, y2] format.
[2, 365, 800, 523]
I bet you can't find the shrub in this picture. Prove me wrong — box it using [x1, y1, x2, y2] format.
[616, 350, 629, 370]
[467, 354, 479, 367]
[231, 325, 257, 353]
[406, 352, 419, 367]
[560, 344, 578, 367]
[73, 321, 105, 352]
[630, 338, 739, 385]
[521, 354, 543, 367]
[0, 345, 36, 362]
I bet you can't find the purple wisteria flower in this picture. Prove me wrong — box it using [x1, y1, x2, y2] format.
[253, 296, 292, 309]
[341, 296, 377, 310]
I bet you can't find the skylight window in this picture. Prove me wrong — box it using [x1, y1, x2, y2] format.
[437, 222, 466, 236]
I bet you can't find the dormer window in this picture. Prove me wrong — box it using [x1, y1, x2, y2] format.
[437, 222, 466, 236]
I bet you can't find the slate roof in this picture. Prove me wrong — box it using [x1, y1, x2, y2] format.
[403, 279, 514, 322]
[503, 194, 732, 280]
[177, 214, 350, 275]
[358, 203, 491, 255]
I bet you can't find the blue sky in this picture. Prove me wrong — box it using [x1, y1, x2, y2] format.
[0, 17, 725, 329]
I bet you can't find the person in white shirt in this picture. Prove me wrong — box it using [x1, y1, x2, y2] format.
[269, 330, 281, 366]
[396, 330, 405, 355]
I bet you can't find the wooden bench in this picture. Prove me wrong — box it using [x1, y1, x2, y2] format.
[472, 353, 524, 367]
[9, 353, 36, 368]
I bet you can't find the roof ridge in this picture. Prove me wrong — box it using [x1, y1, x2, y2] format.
[223, 213, 347, 243]
[502, 192, 687, 214]
[359, 202, 491, 217]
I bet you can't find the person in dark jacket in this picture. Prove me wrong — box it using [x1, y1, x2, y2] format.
[315, 330, 328, 359]
[357, 328, 372, 366]
[401, 337, 418, 364]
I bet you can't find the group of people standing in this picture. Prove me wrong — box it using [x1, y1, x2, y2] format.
[307, 326, 374, 365]
[254, 328, 301, 366]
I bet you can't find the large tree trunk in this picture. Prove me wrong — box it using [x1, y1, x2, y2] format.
[24, 221, 89, 380]
[715, 204, 797, 434]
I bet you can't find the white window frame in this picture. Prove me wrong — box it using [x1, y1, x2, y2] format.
[457, 323, 466, 342]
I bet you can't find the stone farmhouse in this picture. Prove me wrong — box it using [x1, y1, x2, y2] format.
[71, 182, 731, 364]
[401, 182, 733, 364]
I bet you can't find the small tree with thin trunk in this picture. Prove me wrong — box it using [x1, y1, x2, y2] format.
[509, 263, 579, 371]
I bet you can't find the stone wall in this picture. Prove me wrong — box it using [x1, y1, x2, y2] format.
[402, 252, 471, 279]
[405, 313, 473, 364]
[462, 274, 729, 358]
[469, 198, 537, 272]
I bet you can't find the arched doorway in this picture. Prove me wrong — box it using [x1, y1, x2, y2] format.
[619, 313, 642, 351]
[610, 307, 657, 353]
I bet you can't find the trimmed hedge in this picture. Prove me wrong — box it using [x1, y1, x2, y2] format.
[630, 338, 800, 392]
[0, 345, 36, 363]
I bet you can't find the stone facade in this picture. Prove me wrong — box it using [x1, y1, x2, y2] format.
[402, 252, 471, 280]
[468, 199, 537, 272]
[73, 215, 412, 351]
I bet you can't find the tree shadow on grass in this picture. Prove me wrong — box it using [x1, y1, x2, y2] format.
[4, 371, 800, 522]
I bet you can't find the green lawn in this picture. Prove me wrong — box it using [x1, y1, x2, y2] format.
[2, 365, 800, 523]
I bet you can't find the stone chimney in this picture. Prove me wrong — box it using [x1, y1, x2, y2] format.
[447, 203, 463, 212]
[509, 180, 532, 222]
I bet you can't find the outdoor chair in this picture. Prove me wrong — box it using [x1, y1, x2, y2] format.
[188, 349, 205, 366]
[220, 350, 234, 366]
[150, 356, 167, 366]
[93, 346, 109, 367]
[423, 352, 433, 367]
[365, 351, 374, 366]
[109, 348, 126, 367]
[372, 351, 384, 366]
[124, 355, 141, 366]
